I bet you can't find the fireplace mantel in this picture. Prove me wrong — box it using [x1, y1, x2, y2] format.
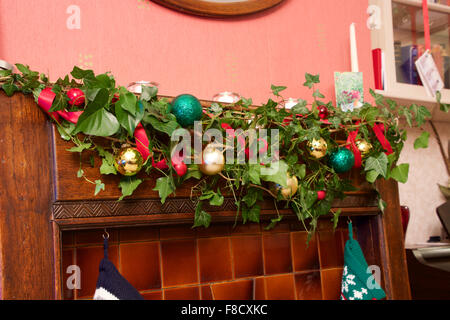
[0, 92, 411, 299]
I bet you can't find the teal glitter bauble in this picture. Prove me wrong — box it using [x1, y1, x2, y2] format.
[171, 94, 203, 127]
[329, 148, 355, 173]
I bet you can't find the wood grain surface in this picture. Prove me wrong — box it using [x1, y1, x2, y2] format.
[0, 92, 55, 299]
[151, 0, 284, 17]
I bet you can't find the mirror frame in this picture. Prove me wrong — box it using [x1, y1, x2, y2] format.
[151, 0, 284, 17]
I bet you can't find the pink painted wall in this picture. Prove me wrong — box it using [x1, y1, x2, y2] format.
[0, 0, 373, 104]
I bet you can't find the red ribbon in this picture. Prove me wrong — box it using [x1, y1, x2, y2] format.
[37, 88, 60, 121]
[56, 110, 83, 124]
[373, 123, 393, 155]
[345, 121, 362, 168]
[134, 123, 169, 169]
[423, 0, 431, 51]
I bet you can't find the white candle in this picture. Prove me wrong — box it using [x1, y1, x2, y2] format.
[350, 23, 359, 72]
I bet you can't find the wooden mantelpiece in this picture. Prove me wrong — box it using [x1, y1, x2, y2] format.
[0, 92, 411, 299]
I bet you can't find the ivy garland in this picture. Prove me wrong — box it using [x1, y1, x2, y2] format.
[1, 64, 448, 238]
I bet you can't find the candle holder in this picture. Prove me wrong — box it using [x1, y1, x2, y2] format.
[127, 81, 159, 94]
[212, 92, 241, 104]
[0, 60, 13, 71]
[283, 98, 300, 109]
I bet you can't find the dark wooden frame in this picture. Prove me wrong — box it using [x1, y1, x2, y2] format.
[0, 92, 411, 299]
[151, 0, 284, 17]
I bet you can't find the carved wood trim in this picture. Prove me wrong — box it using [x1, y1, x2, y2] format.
[52, 193, 378, 220]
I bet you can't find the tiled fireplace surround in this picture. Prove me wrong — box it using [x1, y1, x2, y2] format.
[61, 219, 368, 300]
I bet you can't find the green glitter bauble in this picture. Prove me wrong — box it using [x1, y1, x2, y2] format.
[329, 148, 355, 173]
[171, 94, 203, 127]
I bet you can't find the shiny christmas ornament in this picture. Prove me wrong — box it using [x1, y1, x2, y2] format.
[173, 162, 187, 176]
[67, 88, 85, 106]
[355, 139, 373, 156]
[172, 157, 188, 176]
[307, 138, 328, 159]
[114, 147, 143, 176]
[111, 93, 120, 103]
[329, 148, 355, 173]
[317, 190, 326, 201]
[271, 174, 299, 200]
[171, 94, 203, 127]
[318, 105, 329, 120]
[199, 144, 225, 176]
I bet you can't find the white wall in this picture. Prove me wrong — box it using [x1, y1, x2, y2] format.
[398, 121, 449, 246]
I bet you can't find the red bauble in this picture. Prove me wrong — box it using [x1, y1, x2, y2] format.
[173, 162, 187, 176]
[317, 191, 326, 200]
[112, 93, 120, 103]
[318, 106, 329, 120]
[67, 88, 85, 106]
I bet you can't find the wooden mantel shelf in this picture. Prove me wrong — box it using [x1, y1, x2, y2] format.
[0, 92, 411, 300]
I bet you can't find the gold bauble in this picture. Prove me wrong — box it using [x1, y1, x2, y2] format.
[307, 138, 328, 159]
[271, 174, 299, 200]
[199, 144, 225, 176]
[114, 147, 143, 176]
[355, 139, 373, 156]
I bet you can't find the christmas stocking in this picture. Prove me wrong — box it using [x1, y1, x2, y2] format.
[340, 222, 386, 300]
[93, 237, 144, 300]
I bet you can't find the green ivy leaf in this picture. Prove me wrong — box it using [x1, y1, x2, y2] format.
[390, 163, 409, 183]
[242, 188, 262, 207]
[414, 131, 430, 149]
[94, 180, 105, 196]
[365, 153, 388, 178]
[271, 84, 287, 96]
[370, 88, 385, 106]
[247, 204, 261, 223]
[140, 85, 158, 102]
[99, 151, 117, 175]
[56, 122, 75, 141]
[116, 92, 138, 116]
[144, 115, 179, 136]
[49, 91, 68, 112]
[70, 66, 95, 80]
[119, 176, 143, 201]
[74, 88, 120, 136]
[410, 104, 431, 127]
[2, 82, 19, 96]
[303, 73, 320, 89]
[294, 164, 306, 179]
[248, 164, 261, 185]
[260, 160, 289, 187]
[15, 63, 32, 75]
[193, 202, 211, 228]
[304, 190, 318, 209]
[183, 165, 202, 180]
[77, 168, 84, 178]
[399, 106, 413, 127]
[331, 209, 341, 229]
[360, 106, 379, 122]
[365, 169, 379, 183]
[67, 142, 92, 153]
[291, 101, 308, 114]
[153, 176, 174, 204]
[312, 89, 325, 99]
[329, 116, 341, 129]
[115, 101, 144, 136]
[209, 189, 224, 206]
